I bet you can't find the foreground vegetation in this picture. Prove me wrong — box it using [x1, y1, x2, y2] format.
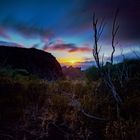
[0, 60, 140, 140]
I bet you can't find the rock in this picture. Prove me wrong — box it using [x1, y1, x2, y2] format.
[0, 46, 63, 80]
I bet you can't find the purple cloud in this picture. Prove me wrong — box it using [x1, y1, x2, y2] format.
[45, 42, 92, 53]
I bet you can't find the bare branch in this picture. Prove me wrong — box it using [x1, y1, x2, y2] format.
[98, 45, 102, 54]
[0, 133, 16, 140]
[92, 13, 105, 69]
[81, 109, 110, 121]
[111, 9, 119, 65]
[92, 10, 122, 106]
[101, 53, 105, 67]
[69, 98, 109, 121]
[97, 19, 106, 41]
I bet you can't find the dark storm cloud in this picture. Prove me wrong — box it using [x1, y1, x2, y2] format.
[0, 0, 139, 43]
[85, 0, 140, 42]
[0, 0, 72, 39]
[14, 24, 54, 39]
[61, 0, 140, 43]
[0, 17, 55, 39]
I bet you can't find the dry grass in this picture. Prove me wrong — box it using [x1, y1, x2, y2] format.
[0, 76, 139, 139]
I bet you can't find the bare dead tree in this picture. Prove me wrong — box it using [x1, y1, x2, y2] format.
[111, 9, 119, 65]
[93, 14, 105, 70]
[69, 97, 110, 121]
[92, 10, 122, 109]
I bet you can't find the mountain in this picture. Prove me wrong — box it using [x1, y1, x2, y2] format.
[0, 46, 63, 80]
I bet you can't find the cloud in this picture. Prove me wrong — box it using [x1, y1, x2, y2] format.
[0, 40, 24, 47]
[45, 43, 76, 52]
[0, 0, 139, 45]
[0, 17, 55, 40]
[112, 50, 140, 62]
[0, 27, 11, 39]
[31, 43, 40, 48]
[64, 0, 140, 42]
[17, 25, 54, 39]
[45, 42, 92, 53]
[75, 58, 96, 70]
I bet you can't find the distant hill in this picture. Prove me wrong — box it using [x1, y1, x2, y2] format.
[85, 59, 140, 81]
[0, 46, 63, 80]
[62, 66, 86, 80]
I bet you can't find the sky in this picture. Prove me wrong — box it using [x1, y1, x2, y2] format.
[0, 0, 140, 69]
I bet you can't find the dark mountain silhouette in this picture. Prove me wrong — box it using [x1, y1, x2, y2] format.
[0, 46, 63, 80]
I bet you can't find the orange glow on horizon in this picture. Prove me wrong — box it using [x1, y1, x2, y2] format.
[58, 57, 84, 66]
[46, 49, 90, 67]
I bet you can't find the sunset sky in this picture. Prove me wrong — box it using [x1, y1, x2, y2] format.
[0, 0, 140, 69]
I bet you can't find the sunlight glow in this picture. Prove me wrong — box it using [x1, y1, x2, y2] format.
[58, 57, 84, 66]
[69, 60, 76, 64]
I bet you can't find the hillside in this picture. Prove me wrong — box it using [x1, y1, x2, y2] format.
[85, 59, 140, 81]
[0, 46, 63, 80]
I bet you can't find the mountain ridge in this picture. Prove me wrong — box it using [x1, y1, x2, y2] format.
[0, 46, 63, 80]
